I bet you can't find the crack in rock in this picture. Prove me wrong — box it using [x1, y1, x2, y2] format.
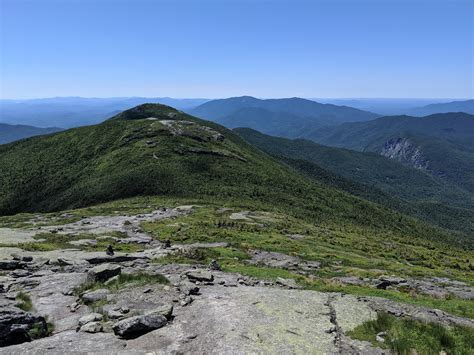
[325, 294, 342, 350]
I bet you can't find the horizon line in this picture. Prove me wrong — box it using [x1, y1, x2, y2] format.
[1, 96, 471, 101]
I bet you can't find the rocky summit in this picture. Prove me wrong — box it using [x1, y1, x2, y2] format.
[0, 200, 472, 354]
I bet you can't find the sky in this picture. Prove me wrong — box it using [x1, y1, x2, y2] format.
[0, 0, 473, 99]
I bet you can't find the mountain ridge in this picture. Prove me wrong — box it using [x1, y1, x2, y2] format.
[189, 96, 379, 130]
[0, 123, 63, 145]
[1, 103, 465, 250]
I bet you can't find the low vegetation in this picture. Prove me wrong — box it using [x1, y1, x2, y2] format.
[74, 272, 169, 297]
[28, 318, 55, 340]
[348, 312, 474, 354]
[142, 201, 473, 317]
[16, 291, 33, 312]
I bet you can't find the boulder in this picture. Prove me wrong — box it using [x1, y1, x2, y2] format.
[112, 313, 167, 339]
[209, 259, 221, 271]
[107, 310, 124, 319]
[186, 271, 214, 283]
[11, 254, 33, 262]
[148, 304, 173, 320]
[78, 313, 103, 327]
[80, 321, 103, 333]
[0, 260, 21, 270]
[81, 289, 110, 304]
[179, 281, 200, 296]
[0, 307, 47, 347]
[375, 276, 406, 290]
[87, 264, 121, 283]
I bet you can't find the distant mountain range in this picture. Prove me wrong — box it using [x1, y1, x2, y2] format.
[0, 123, 63, 145]
[0, 97, 209, 128]
[188, 96, 379, 137]
[2, 96, 472, 131]
[408, 99, 474, 116]
[313, 98, 472, 116]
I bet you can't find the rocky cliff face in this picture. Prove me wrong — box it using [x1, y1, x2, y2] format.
[381, 138, 430, 171]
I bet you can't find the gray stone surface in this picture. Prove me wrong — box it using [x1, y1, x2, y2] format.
[1, 206, 470, 354]
[87, 264, 121, 282]
[81, 289, 110, 304]
[0, 229, 36, 245]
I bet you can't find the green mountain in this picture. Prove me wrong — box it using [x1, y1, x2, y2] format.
[0, 123, 62, 145]
[409, 99, 474, 116]
[0, 104, 465, 248]
[189, 96, 379, 134]
[207, 107, 330, 138]
[235, 127, 474, 236]
[307, 113, 474, 193]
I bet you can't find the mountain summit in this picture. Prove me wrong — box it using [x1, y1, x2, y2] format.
[0, 103, 453, 246]
[188, 96, 379, 138]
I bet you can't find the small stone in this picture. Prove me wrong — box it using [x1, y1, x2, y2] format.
[69, 302, 80, 312]
[106, 245, 114, 256]
[78, 313, 103, 327]
[80, 321, 103, 333]
[208, 259, 221, 271]
[376, 331, 387, 343]
[62, 289, 73, 296]
[143, 288, 152, 294]
[179, 281, 200, 296]
[107, 310, 124, 319]
[180, 296, 193, 307]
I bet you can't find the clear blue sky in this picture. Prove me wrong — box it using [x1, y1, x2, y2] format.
[1, 0, 472, 99]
